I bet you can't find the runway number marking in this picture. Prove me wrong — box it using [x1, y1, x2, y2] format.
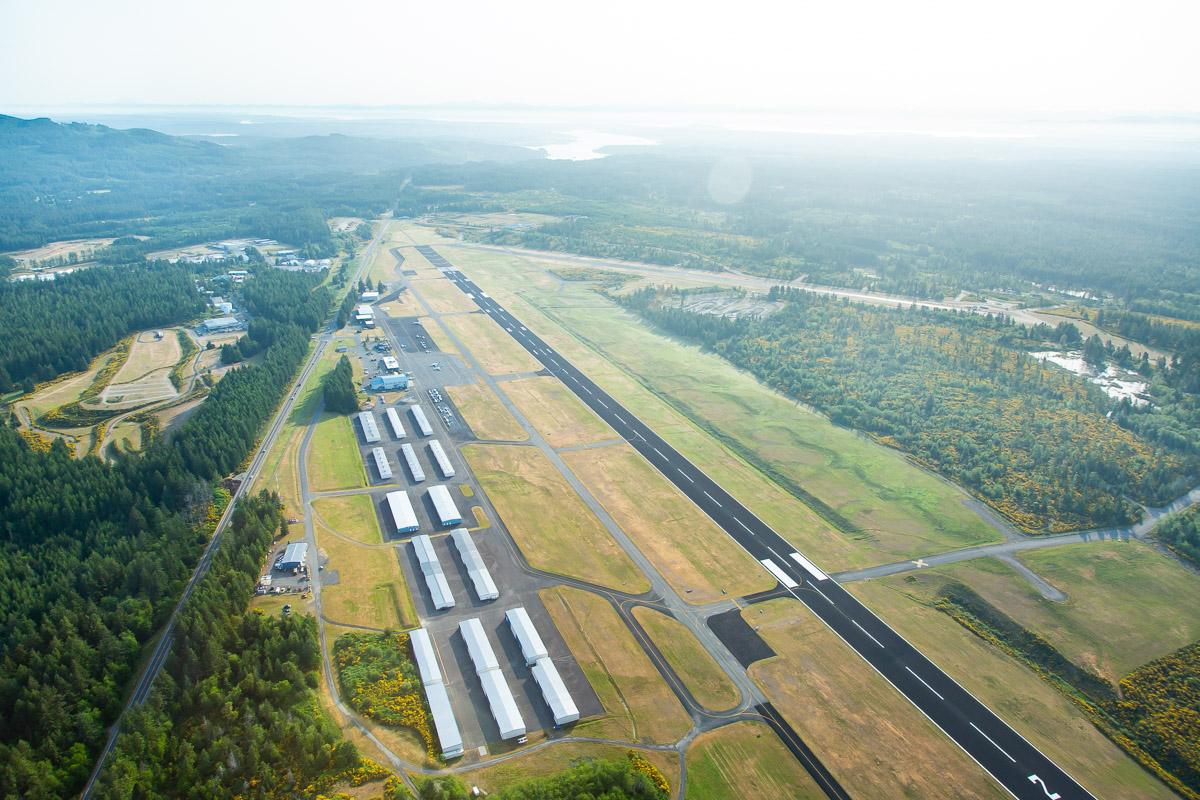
[970, 722, 1016, 763]
[852, 619, 885, 648]
[1028, 775, 1061, 800]
[904, 666, 945, 700]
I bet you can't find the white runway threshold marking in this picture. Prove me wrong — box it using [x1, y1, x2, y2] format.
[852, 619, 885, 648]
[970, 722, 1016, 763]
[905, 665, 945, 700]
[760, 559, 799, 589]
[789, 552, 829, 581]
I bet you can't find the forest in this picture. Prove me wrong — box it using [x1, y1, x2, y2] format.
[323, 355, 359, 414]
[620, 286, 1198, 532]
[1156, 506, 1200, 567]
[0, 263, 204, 389]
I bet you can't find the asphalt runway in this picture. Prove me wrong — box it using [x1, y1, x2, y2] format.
[428, 247, 1096, 800]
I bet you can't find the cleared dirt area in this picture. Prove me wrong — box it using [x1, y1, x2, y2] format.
[565, 443, 773, 602]
[540, 586, 690, 744]
[317, 522, 417, 630]
[503, 376, 615, 448]
[685, 721, 825, 800]
[463, 444, 648, 593]
[632, 607, 739, 711]
[439, 312, 542, 375]
[4, 237, 115, 266]
[411, 275, 480, 314]
[445, 381, 527, 441]
[743, 598, 1008, 800]
[110, 329, 182, 384]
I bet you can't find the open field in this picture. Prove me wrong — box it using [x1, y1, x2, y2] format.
[4, 236, 115, 266]
[565, 444, 773, 602]
[109, 329, 182, 385]
[742, 598, 1008, 800]
[316, 523, 417, 630]
[106, 419, 143, 454]
[540, 586, 690, 744]
[17, 349, 120, 420]
[684, 721, 825, 800]
[435, 240, 1002, 570]
[410, 276, 480, 313]
[312, 493, 384, 546]
[848, 581, 1180, 799]
[439, 312, 542, 375]
[366, 242, 403, 284]
[421, 317, 460, 355]
[307, 413, 368, 492]
[457, 741, 679, 795]
[445, 381, 527, 441]
[463, 444, 648, 592]
[632, 606, 739, 710]
[503, 376, 615, 448]
[911, 542, 1200, 684]
[378, 290, 423, 317]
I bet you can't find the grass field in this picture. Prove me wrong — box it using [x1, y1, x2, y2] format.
[849, 580, 1179, 799]
[439, 312, 542, 375]
[742, 598, 1008, 800]
[457, 741, 679, 795]
[366, 240, 403, 285]
[503, 376, 615, 448]
[540, 586, 690, 744]
[435, 240, 1001, 570]
[411, 276, 480, 313]
[908, 541, 1200, 684]
[632, 606, 740, 710]
[312, 493, 384, 546]
[445, 381, 528, 441]
[684, 721, 825, 800]
[565, 444, 772, 602]
[317, 523, 417, 630]
[17, 349, 119, 420]
[110, 329, 182, 384]
[107, 419, 143, 454]
[463, 444, 648, 592]
[422, 317, 461, 356]
[378, 291, 423, 317]
[307, 413, 368, 492]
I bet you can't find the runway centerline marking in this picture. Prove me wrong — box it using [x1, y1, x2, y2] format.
[703, 490, 723, 507]
[905, 666, 945, 700]
[852, 619, 885, 648]
[970, 723, 1016, 763]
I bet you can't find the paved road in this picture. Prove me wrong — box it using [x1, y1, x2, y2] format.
[80, 228, 386, 798]
[428, 245, 1096, 800]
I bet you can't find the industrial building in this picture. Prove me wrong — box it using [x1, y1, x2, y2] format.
[409, 628, 463, 758]
[410, 405, 433, 437]
[357, 411, 381, 444]
[355, 304, 375, 328]
[198, 316, 242, 334]
[360, 290, 380, 302]
[276, 542, 308, 572]
[385, 407, 406, 439]
[385, 490, 419, 534]
[505, 607, 579, 726]
[459, 618, 526, 740]
[400, 443, 426, 483]
[380, 355, 401, 373]
[451, 528, 498, 601]
[370, 447, 392, 481]
[428, 440, 456, 479]
[412, 535, 455, 610]
[427, 485, 462, 527]
[370, 373, 409, 392]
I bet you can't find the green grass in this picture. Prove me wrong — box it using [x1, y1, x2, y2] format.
[307, 413, 367, 493]
[312, 494, 384, 545]
[317, 522, 417, 630]
[685, 722, 825, 800]
[632, 606, 740, 711]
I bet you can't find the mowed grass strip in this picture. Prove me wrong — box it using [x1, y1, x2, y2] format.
[312, 493, 384, 545]
[307, 413, 368, 492]
[440, 312, 541, 375]
[504, 375, 615, 448]
[540, 586, 690, 744]
[685, 721, 826, 800]
[446, 381, 528, 441]
[742, 598, 1008, 800]
[460, 741, 679, 797]
[564, 444, 772, 602]
[412, 275, 480, 313]
[317, 522, 417, 630]
[632, 607, 739, 711]
[463, 444, 648, 593]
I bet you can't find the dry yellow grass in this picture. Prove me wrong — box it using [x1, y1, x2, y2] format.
[445, 381, 528, 441]
[111, 329, 182, 384]
[742, 598, 1008, 800]
[378, 291, 423, 317]
[540, 586, 690, 744]
[460, 741, 679, 795]
[464, 444, 647, 592]
[565, 444, 773, 603]
[312, 493, 384, 546]
[503, 376, 614, 448]
[440, 312, 541, 375]
[685, 721, 825, 800]
[317, 522, 417, 630]
[632, 607, 739, 711]
[411, 276, 480, 313]
[422, 317, 460, 356]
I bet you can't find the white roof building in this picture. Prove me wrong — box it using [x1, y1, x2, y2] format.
[357, 412, 381, 444]
[531, 658, 580, 726]
[385, 490, 419, 533]
[381, 355, 401, 373]
[361, 290, 380, 301]
[198, 316, 241, 334]
[410, 405, 433, 437]
[385, 407, 406, 439]
[427, 484, 462, 527]
[451, 528, 498, 601]
[428, 440, 456, 479]
[409, 628, 463, 758]
[412, 535, 454, 610]
[400, 443, 425, 483]
[505, 607, 549, 666]
[370, 447, 392, 481]
[459, 618, 526, 740]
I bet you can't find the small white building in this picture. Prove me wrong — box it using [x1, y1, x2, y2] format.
[451, 528, 498, 601]
[400, 443, 425, 483]
[427, 485, 462, 527]
[385, 407, 406, 439]
[385, 490, 419, 534]
[357, 411, 381, 444]
[370, 447, 392, 481]
[410, 405, 433, 437]
[412, 535, 455, 610]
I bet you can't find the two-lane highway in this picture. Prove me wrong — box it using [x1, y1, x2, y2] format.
[422, 245, 1094, 800]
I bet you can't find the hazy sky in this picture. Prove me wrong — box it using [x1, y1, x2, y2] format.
[1, 0, 1196, 113]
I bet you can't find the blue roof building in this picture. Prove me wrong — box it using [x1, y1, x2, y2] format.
[370, 373, 409, 391]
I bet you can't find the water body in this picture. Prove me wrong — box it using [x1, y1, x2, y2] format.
[1030, 350, 1150, 406]
[533, 130, 658, 160]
